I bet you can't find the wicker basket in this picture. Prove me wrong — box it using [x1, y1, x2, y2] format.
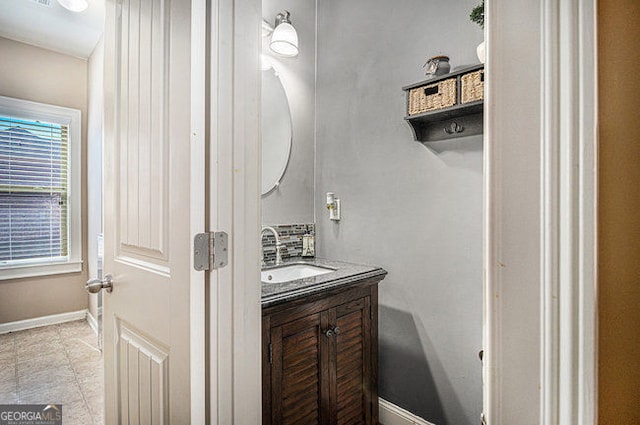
[408, 77, 457, 115]
[461, 69, 484, 104]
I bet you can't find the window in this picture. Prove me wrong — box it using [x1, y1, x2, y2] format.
[0, 96, 82, 279]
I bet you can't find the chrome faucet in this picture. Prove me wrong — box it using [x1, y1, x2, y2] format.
[261, 226, 284, 267]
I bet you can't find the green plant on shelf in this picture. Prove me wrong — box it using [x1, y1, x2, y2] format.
[470, 0, 484, 29]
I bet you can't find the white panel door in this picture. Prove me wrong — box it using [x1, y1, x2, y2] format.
[101, 0, 204, 423]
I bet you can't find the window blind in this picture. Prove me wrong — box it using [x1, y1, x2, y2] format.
[0, 116, 69, 263]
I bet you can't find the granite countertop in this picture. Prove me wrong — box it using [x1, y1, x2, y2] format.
[261, 257, 387, 307]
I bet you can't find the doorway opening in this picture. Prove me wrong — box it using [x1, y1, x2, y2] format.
[259, 1, 486, 424]
[0, 0, 105, 423]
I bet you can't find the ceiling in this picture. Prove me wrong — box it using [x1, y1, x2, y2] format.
[0, 0, 104, 59]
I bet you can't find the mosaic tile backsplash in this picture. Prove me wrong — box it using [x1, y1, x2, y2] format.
[261, 224, 315, 265]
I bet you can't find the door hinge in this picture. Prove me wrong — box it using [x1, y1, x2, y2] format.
[194, 232, 228, 271]
[269, 343, 273, 364]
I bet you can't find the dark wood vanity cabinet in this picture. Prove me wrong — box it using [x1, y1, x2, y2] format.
[262, 278, 382, 425]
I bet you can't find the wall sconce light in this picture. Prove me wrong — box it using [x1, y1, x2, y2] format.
[57, 0, 88, 12]
[326, 192, 341, 221]
[269, 11, 299, 57]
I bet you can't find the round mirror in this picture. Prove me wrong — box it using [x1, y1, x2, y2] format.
[261, 67, 292, 195]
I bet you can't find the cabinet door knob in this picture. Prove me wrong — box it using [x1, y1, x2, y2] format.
[324, 327, 340, 338]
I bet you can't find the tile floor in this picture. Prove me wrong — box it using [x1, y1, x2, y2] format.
[0, 320, 103, 425]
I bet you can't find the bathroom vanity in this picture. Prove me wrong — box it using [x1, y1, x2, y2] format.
[261, 259, 387, 425]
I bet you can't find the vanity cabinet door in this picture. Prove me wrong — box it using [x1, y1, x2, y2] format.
[333, 297, 373, 425]
[269, 311, 327, 425]
[263, 282, 380, 425]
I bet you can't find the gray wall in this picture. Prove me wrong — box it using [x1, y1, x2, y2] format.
[261, 0, 316, 225]
[315, 1, 484, 424]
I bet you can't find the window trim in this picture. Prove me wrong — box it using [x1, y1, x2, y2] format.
[0, 95, 83, 280]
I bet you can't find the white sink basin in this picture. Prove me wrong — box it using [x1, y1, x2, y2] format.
[261, 264, 335, 283]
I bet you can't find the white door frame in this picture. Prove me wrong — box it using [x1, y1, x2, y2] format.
[210, 0, 599, 423]
[206, 0, 262, 423]
[190, 0, 207, 422]
[484, 0, 597, 424]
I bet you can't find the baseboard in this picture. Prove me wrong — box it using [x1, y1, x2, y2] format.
[379, 398, 436, 425]
[86, 310, 99, 335]
[0, 310, 88, 334]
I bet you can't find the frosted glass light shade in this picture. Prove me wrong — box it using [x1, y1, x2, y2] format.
[57, 0, 89, 12]
[270, 22, 299, 57]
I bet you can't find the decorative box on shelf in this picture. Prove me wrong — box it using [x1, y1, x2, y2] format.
[403, 64, 484, 142]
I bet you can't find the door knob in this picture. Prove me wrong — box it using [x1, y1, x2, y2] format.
[85, 274, 113, 294]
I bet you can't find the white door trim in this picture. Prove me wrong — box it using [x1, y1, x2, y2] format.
[540, 0, 598, 424]
[207, 0, 262, 423]
[484, 0, 597, 424]
[190, 0, 207, 422]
